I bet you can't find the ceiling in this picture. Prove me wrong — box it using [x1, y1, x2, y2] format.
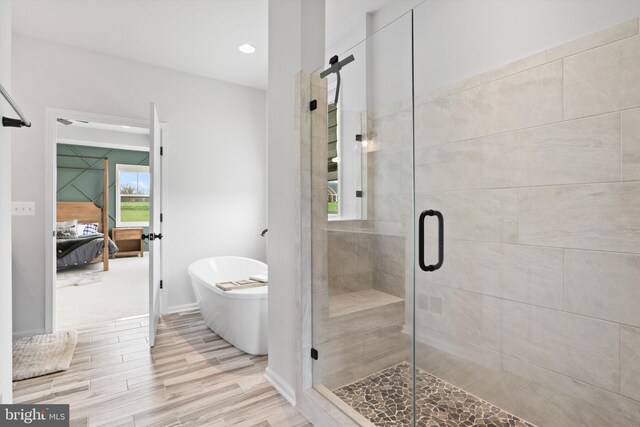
[13, 0, 402, 91]
[13, 0, 269, 89]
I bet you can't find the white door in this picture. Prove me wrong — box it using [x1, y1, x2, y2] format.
[149, 103, 162, 347]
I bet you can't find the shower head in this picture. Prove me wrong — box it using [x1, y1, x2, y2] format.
[320, 54, 355, 105]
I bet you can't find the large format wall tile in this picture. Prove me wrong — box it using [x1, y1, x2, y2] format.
[415, 113, 620, 191]
[327, 231, 373, 294]
[501, 353, 640, 427]
[416, 284, 502, 352]
[371, 193, 412, 223]
[371, 109, 412, 150]
[415, 61, 563, 146]
[414, 137, 503, 192]
[518, 182, 640, 253]
[502, 300, 620, 391]
[565, 35, 640, 119]
[565, 250, 640, 327]
[417, 189, 518, 243]
[420, 239, 502, 297]
[622, 108, 640, 181]
[500, 113, 620, 187]
[373, 234, 405, 279]
[416, 240, 563, 309]
[369, 148, 413, 195]
[501, 244, 564, 309]
[621, 325, 640, 401]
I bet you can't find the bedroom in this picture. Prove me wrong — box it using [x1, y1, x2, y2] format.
[54, 117, 152, 329]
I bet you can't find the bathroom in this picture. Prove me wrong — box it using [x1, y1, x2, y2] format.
[3, 1, 640, 426]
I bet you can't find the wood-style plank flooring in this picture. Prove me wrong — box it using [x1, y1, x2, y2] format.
[12, 311, 311, 427]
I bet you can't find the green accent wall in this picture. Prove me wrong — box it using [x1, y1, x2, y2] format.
[57, 144, 150, 250]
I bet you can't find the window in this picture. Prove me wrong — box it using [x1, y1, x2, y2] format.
[328, 103, 339, 215]
[115, 164, 150, 227]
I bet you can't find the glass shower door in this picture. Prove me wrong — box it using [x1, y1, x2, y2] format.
[309, 11, 417, 426]
[413, 2, 640, 426]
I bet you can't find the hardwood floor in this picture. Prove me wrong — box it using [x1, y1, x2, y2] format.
[12, 311, 311, 427]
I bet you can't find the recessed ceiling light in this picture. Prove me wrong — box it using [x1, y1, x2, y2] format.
[238, 43, 256, 54]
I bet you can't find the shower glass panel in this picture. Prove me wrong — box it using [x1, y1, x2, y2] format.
[413, 2, 640, 426]
[310, 11, 416, 424]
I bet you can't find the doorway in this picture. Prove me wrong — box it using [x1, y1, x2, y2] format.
[45, 108, 165, 346]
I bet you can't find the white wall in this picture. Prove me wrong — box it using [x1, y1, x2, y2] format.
[11, 35, 266, 336]
[266, 0, 324, 402]
[0, 0, 12, 404]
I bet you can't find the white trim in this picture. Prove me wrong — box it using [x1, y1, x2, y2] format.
[12, 329, 45, 340]
[44, 108, 56, 334]
[45, 107, 169, 333]
[265, 367, 296, 406]
[165, 303, 199, 314]
[57, 137, 149, 153]
[115, 163, 151, 227]
[159, 125, 170, 315]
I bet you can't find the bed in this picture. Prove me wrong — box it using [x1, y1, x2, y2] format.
[56, 201, 119, 271]
[56, 156, 118, 271]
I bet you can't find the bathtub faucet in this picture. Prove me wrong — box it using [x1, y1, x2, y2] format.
[261, 228, 268, 237]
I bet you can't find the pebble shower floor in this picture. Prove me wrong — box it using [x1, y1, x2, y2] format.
[334, 362, 536, 427]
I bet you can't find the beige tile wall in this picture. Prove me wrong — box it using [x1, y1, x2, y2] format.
[412, 18, 640, 427]
[311, 72, 410, 389]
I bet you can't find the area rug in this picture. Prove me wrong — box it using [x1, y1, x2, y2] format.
[13, 330, 78, 381]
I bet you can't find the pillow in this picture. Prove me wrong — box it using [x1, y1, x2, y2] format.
[82, 223, 99, 236]
[56, 219, 78, 239]
[76, 223, 86, 235]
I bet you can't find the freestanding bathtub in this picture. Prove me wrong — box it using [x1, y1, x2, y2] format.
[188, 256, 268, 355]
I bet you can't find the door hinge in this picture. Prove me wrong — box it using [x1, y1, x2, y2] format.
[160, 280, 163, 290]
[160, 213, 163, 222]
[356, 190, 363, 198]
[160, 146, 164, 155]
[311, 348, 318, 360]
[310, 100, 317, 111]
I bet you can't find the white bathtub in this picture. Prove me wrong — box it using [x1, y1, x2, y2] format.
[188, 256, 268, 355]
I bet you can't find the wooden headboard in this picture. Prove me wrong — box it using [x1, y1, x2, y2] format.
[56, 158, 110, 271]
[57, 201, 104, 232]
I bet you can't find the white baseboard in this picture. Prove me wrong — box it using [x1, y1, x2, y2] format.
[265, 366, 296, 406]
[166, 302, 199, 315]
[12, 329, 45, 340]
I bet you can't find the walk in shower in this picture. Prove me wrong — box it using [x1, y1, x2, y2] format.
[309, 3, 640, 426]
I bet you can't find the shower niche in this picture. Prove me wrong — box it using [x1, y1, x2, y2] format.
[320, 52, 368, 222]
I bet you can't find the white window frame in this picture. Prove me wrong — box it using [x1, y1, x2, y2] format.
[115, 163, 150, 227]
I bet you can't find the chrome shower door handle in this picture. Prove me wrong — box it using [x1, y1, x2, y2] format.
[419, 209, 444, 272]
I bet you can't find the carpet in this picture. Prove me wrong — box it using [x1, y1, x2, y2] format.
[56, 256, 148, 329]
[13, 330, 78, 381]
[56, 269, 102, 288]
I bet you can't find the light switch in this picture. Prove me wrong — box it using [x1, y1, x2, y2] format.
[11, 202, 35, 216]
